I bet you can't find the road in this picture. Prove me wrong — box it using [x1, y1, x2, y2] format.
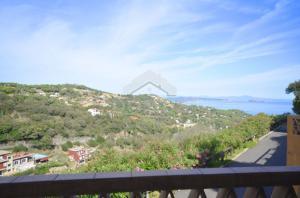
[175, 128, 287, 197]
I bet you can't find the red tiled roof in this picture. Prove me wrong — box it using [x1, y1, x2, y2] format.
[13, 153, 32, 160]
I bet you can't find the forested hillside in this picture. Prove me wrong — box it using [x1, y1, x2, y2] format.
[0, 83, 248, 150]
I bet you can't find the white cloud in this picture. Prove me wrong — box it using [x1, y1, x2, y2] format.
[0, 0, 299, 97]
[234, 0, 291, 37]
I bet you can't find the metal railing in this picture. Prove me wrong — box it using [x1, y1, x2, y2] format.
[0, 166, 299, 197]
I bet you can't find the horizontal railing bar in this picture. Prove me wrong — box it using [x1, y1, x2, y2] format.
[0, 166, 299, 197]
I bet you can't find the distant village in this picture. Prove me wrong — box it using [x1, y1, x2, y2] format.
[0, 146, 93, 176]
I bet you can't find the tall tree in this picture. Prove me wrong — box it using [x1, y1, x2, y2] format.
[286, 80, 300, 114]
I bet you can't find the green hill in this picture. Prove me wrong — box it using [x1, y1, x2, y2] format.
[0, 83, 248, 150]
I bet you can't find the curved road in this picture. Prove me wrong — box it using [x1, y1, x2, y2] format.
[176, 128, 287, 197]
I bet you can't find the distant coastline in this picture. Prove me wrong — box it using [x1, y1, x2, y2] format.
[167, 96, 293, 115]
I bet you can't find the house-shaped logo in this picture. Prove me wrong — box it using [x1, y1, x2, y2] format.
[123, 70, 176, 96]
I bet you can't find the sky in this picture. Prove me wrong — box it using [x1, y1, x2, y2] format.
[0, 0, 300, 99]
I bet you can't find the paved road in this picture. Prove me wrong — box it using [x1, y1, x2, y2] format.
[175, 129, 287, 197]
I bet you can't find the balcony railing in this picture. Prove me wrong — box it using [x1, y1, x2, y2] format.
[0, 166, 299, 197]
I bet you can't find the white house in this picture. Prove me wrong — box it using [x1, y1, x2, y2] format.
[88, 108, 101, 116]
[183, 119, 196, 128]
[50, 92, 60, 98]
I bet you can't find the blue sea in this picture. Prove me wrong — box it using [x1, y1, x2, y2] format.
[183, 99, 292, 115]
[174, 98, 293, 115]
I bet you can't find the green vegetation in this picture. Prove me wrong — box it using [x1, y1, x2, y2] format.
[87, 136, 105, 147]
[79, 114, 272, 172]
[0, 83, 280, 179]
[0, 83, 248, 150]
[61, 141, 73, 151]
[271, 113, 290, 130]
[286, 80, 300, 114]
[12, 144, 28, 152]
[13, 161, 66, 176]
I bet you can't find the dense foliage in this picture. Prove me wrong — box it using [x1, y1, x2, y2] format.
[0, 83, 248, 150]
[286, 80, 300, 114]
[79, 114, 272, 172]
[0, 83, 278, 189]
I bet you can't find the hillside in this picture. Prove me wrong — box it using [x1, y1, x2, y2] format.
[0, 83, 248, 150]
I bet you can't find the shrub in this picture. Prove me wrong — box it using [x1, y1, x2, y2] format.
[61, 141, 73, 151]
[32, 135, 54, 150]
[79, 114, 273, 172]
[96, 136, 105, 144]
[73, 141, 81, 146]
[87, 139, 98, 147]
[13, 144, 28, 152]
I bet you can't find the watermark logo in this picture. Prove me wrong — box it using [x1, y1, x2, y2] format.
[123, 70, 176, 96]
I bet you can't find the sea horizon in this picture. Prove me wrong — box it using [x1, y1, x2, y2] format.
[168, 96, 293, 115]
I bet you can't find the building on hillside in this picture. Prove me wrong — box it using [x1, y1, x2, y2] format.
[11, 153, 35, 172]
[0, 151, 51, 176]
[0, 150, 11, 160]
[183, 119, 196, 128]
[0, 151, 35, 176]
[33, 154, 49, 163]
[87, 108, 101, 116]
[68, 147, 91, 164]
[0, 159, 7, 176]
[0, 150, 12, 176]
[36, 90, 46, 96]
[50, 92, 60, 98]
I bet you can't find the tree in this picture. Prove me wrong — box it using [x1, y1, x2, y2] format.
[32, 135, 54, 150]
[61, 141, 73, 151]
[13, 144, 28, 152]
[286, 80, 300, 114]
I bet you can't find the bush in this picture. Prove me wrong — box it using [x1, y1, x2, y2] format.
[87, 136, 105, 147]
[13, 144, 28, 152]
[0, 86, 16, 94]
[73, 141, 81, 146]
[271, 113, 289, 130]
[61, 141, 73, 151]
[32, 135, 54, 150]
[87, 139, 98, 147]
[80, 114, 273, 172]
[96, 136, 105, 144]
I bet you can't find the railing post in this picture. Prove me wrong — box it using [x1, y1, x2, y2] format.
[271, 186, 297, 198]
[98, 193, 110, 198]
[159, 190, 175, 198]
[243, 187, 266, 198]
[188, 189, 207, 198]
[216, 188, 236, 198]
[130, 192, 144, 198]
